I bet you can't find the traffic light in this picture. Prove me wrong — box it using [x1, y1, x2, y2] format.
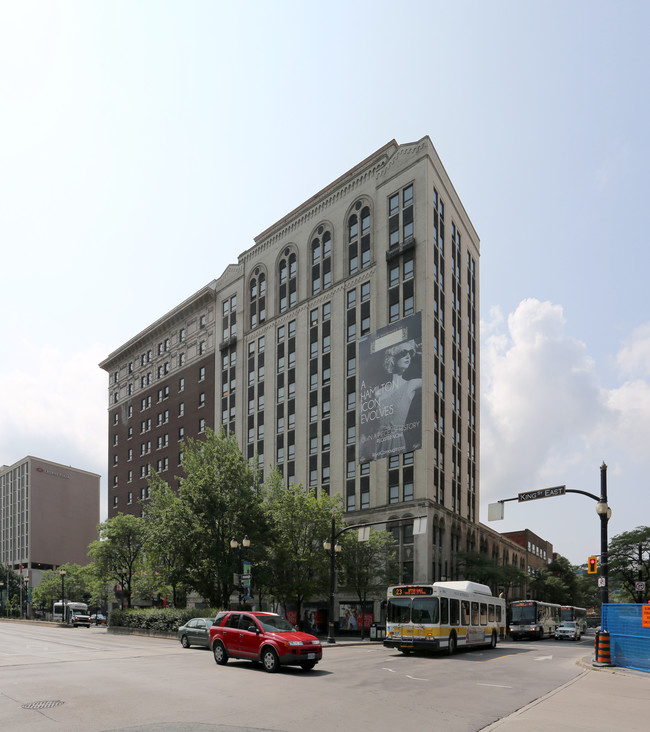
[588, 556, 598, 574]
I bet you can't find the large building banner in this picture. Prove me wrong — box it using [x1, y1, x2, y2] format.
[358, 312, 422, 463]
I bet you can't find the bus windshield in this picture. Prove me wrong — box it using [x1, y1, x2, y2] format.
[511, 603, 536, 623]
[387, 597, 439, 624]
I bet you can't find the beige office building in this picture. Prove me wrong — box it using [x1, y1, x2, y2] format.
[101, 137, 526, 603]
[0, 456, 100, 588]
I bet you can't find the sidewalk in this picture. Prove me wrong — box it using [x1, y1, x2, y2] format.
[481, 656, 650, 731]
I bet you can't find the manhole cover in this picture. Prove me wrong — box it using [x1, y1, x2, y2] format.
[22, 700, 65, 710]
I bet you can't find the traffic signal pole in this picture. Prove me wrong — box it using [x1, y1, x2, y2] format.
[488, 463, 611, 607]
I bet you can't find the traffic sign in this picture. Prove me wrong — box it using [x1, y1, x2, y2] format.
[598, 577, 606, 587]
[518, 485, 566, 502]
[636, 581, 646, 592]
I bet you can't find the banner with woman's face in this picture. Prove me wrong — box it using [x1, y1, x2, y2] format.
[358, 312, 422, 463]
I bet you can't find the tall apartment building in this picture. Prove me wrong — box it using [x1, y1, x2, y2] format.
[0, 456, 100, 588]
[101, 137, 526, 594]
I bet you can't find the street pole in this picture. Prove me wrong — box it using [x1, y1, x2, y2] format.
[326, 517, 337, 644]
[59, 568, 66, 623]
[638, 543, 643, 604]
[598, 462, 609, 607]
[323, 513, 426, 644]
[230, 537, 250, 610]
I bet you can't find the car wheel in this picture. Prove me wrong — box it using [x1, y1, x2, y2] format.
[181, 635, 190, 649]
[213, 641, 228, 665]
[490, 630, 497, 649]
[448, 632, 457, 655]
[262, 647, 280, 673]
[301, 661, 317, 671]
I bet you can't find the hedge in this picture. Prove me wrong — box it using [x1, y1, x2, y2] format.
[109, 607, 222, 632]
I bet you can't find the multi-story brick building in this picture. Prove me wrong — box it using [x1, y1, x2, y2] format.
[100, 137, 528, 613]
[0, 456, 100, 591]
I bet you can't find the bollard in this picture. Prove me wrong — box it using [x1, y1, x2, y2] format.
[595, 629, 612, 666]
[594, 630, 600, 662]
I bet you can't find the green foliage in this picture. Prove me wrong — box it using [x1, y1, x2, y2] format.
[141, 472, 194, 607]
[260, 470, 342, 618]
[1, 567, 31, 617]
[32, 563, 93, 612]
[339, 529, 398, 638]
[146, 427, 265, 608]
[456, 552, 527, 602]
[109, 606, 218, 632]
[608, 526, 650, 602]
[88, 513, 146, 608]
[339, 529, 398, 596]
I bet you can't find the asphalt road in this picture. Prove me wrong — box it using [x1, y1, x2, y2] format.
[0, 622, 591, 732]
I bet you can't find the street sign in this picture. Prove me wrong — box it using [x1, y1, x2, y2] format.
[241, 573, 251, 581]
[635, 581, 646, 592]
[598, 577, 606, 587]
[518, 485, 566, 502]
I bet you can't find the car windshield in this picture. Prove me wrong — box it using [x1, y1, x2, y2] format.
[257, 615, 296, 633]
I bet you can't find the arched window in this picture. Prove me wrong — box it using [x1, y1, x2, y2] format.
[278, 249, 297, 313]
[348, 201, 372, 275]
[311, 227, 333, 296]
[249, 269, 266, 329]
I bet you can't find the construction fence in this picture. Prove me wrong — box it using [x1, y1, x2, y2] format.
[602, 603, 650, 673]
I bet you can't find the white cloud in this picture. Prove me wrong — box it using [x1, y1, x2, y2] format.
[481, 299, 607, 501]
[0, 341, 107, 479]
[480, 301, 650, 563]
[616, 323, 650, 378]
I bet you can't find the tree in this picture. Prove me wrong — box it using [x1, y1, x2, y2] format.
[88, 513, 146, 609]
[261, 471, 341, 622]
[456, 552, 527, 602]
[608, 526, 650, 602]
[339, 529, 398, 638]
[172, 427, 265, 608]
[141, 472, 193, 607]
[1, 567, 29, 617]
[32, 563, 93, 614]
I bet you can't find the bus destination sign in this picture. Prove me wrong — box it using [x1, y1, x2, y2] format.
[392, 586, 434, 597]
[518, 485, 566, 503]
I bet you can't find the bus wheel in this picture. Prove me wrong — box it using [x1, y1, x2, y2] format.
[490, 630, 497, 649]
[401, 648, 413, 656]
[448, 632, 457, 655]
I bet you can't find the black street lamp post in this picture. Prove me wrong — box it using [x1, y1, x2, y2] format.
[595, 462, 611, 607]
[59, 568, 66, 623]
[323, 517, 342, 644]
[230, 536, 250, 609]
[323, 514, 426, 645]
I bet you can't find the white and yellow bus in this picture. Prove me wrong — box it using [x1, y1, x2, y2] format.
[384, 581, 506, 655]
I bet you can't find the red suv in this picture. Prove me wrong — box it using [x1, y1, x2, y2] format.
[209, 611, 322, 673]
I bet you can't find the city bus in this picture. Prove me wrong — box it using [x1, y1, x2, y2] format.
[561, 605, 588, 635]
[508, 600, 561, 640]
[384, 581, 506, 655]
[53, 601, 90, 626]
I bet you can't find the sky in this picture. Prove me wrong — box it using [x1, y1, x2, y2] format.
[1, 1, 649, 566]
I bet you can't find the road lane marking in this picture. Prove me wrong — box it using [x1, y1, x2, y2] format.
[477, 683, 513, 688]
[406, 675, 429, 681]
[534, 655, 553, 661]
